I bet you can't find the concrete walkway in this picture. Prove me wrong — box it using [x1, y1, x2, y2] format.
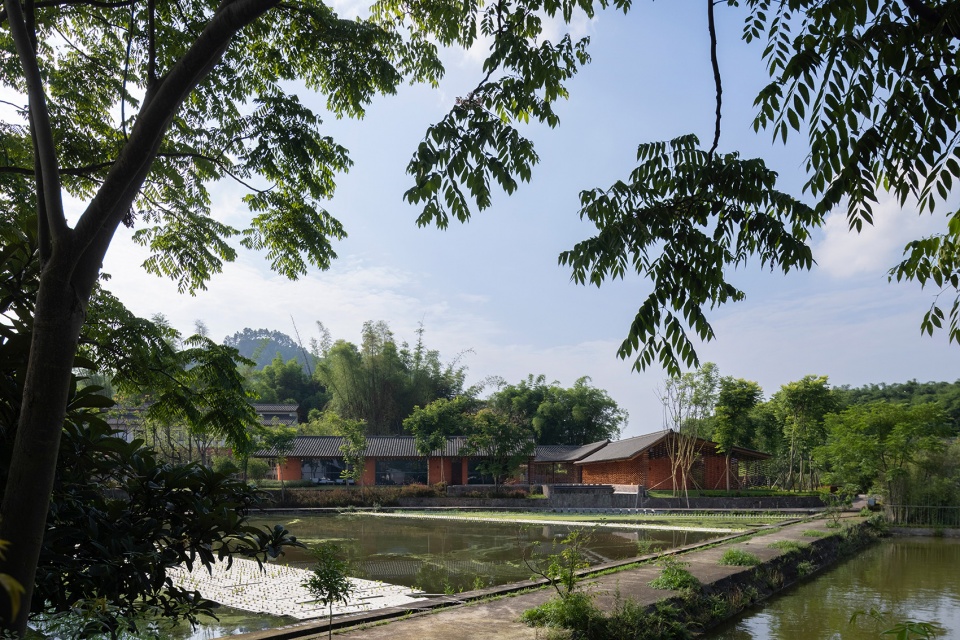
[232, 514, 860, 640]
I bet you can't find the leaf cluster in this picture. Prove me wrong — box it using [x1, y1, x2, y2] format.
[560, 135, 819, 376]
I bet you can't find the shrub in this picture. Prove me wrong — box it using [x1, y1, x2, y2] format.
[211, 455, 239, 475]
[718, 548, 761, 567]
[649, 557, 700, 591]
[246, 457, 270, 481]
[796, 560, 815, 577]
[398, 483, 443, 498]
[520, 591, 603, 632]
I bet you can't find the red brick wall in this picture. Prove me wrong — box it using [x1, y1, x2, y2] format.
[361, 459, 376, 486]
[428, 457, 453, 484]
[646, 456, 677, 490]
[581, 458, 645, 485]
[277, 457, 302, 481]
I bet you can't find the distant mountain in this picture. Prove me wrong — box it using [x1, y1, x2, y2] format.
[223, 328, 308, 369]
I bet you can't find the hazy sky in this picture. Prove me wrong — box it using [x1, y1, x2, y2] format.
[96, 1, 957, 438]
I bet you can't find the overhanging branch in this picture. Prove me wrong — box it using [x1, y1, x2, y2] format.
[707, 0, 722, 157]
[71, 0, 281, 292]
[4, 0, 70, 247]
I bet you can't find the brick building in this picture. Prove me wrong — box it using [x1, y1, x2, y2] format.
[576, 431, 770, 491]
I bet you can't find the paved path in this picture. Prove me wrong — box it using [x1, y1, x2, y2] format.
[233, 514, 856, 640]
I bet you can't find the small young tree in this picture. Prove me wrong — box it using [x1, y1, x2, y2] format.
[260, 425, 298, 501]
[462, 409, 535, 493]
[713, 377, 763, 492]
[338, 419, 367, 486]
[658, 363, 720, 502]
[302, 543, 355, 640]
[404, 396, 478, 483]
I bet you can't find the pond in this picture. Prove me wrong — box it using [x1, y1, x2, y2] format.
[257, 513, 721, 593]
[707, 536, 960, 639]
[162, 512, 723, 639]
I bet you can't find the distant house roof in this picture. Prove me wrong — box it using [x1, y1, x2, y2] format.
[253, 403, 300, 427]
[534, 440, 609, 463]
[252, 403, 299, 413]
[576, 431, 770, 465]
[254, 435, 520, 459]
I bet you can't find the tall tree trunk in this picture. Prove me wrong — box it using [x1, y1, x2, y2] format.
[725, 453, 731, 493]
[0, 271, 86, 635]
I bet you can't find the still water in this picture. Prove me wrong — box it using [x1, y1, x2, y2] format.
[261, 513, 718, 593]
[708, 537, 960, 639]
[163, 513, 718, 639]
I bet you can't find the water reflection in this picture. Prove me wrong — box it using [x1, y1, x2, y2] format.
[708, 537, 960, 639]
[251, 514, 717, 594]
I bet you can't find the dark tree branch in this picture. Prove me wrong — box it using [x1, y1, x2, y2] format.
[157, 151, 273, 193]
[4, 0, 69, 247]
[707, 0, 722, 157]
[904, 0, 960, 38]
[122, 3, 135, 140]
[0, 0, 136, 25]
[148, 0, 157, 87]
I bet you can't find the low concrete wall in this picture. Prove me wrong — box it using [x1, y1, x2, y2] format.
[620, 495, 826, 510]
[396, 497, 536, 508]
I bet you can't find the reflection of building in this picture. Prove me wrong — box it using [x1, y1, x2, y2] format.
[256, 431, 770, 489]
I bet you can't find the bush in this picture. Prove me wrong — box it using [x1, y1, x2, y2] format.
[649, 557, 701, 591]
[398, 483, 444, 498]
[211, 455, 239, 475]
[520, 591, 603, 632]
[718, 548, 761, 567]
[246, 457, 270, 481]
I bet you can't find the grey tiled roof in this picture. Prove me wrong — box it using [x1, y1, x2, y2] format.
[574, 432, 771, 464]
[576, 432, 665, 464]
[534, 440, 609, 463]
[252, 403, 300, 413]
[255, 435, 492, 458]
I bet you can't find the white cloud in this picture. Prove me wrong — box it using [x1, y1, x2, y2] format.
[814, 192, 945, 279]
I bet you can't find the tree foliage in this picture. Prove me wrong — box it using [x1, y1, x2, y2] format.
[487, 374, 626, 445]
[247, 353, 329, 420]
[712, 377, 764, 455]
[315, 321, 466, 435]
[461, 409, 535, 491]
[303, 543, 354, 640]
[772, 375, 838, 490]
[816, 401, 950, 502]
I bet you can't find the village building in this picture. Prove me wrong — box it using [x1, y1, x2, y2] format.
[575, 431, 770, 491]
[257, 431, 770, 490]
[257, 435, 518, 485]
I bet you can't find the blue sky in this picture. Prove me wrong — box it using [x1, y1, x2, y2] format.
[97, 1, 957, 438]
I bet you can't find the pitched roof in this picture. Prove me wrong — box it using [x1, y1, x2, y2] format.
[575, 431, 771, 464]
[252, 403, 300, 413]
[576, 431, 666, 464]
[534, 440, 609, 463]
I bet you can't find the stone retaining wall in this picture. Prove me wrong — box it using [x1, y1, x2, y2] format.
[647, 520, 881, 635]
